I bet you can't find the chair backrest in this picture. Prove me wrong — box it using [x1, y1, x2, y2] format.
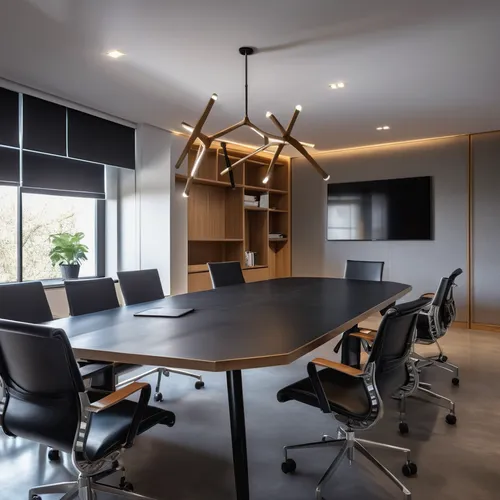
[65, 277, 120, 316]
[117, 269, 165, 305]
[344, 260, 384, 282]
[367, 298, 429, 399]
[0, 281, 53, 323]
[0, 319, 82, 452]
[207, 261, 245, 289]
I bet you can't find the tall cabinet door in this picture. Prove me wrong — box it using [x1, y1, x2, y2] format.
[471, 132, 500, 326]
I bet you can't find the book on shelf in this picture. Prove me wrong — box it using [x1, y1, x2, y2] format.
[244, 201, 259, 207]
[259, 193, 269, 208]
[245, 251, 257, 267]
[269, 233, 286, 239]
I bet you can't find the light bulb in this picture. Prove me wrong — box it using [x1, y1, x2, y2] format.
[300, 141, 315, 148]
[263, 176, 269, 184]
[266, 111, 272, 118]
[181, 122, 194, 132]
[211, 93, 218, 101]
[337, 82, 345, 88]
[107, 50, 125, 59]
[324, 174, 331, 181]
[295, 105, 302, 112]
[383, 125, 390, 130]
[329, 83, 338, 89]
[182, 192, 189, 198]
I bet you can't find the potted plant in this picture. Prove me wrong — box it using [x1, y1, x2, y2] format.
[49, 232, 89, 280]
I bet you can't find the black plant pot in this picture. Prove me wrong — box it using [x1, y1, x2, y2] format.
[60, 264, 80, 280]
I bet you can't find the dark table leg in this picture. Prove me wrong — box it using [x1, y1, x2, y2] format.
[226, 370, 249, 500]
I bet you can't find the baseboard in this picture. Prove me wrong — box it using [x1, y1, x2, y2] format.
[451, 321, 468, 329]
[471, 322, 500, 333]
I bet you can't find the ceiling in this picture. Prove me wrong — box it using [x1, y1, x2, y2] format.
[1, 0, 500, 153]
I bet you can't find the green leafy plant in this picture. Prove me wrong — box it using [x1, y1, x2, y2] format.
[49, 232, 89, 267]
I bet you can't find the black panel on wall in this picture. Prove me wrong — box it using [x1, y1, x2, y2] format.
[23, 94, 66, 155]
[0, 146, 20, 185]
[0, 87, 19, 147]
[22, 151, 105, 198]
[67, 109, 135, 169]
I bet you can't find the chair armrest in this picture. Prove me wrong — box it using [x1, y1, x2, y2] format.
[311, 358, 364, 376]
[79, 363, 113, 381]
[88, 382, 149, 413]
[420, 292, 435, 299]
[350, 332, 376, 342]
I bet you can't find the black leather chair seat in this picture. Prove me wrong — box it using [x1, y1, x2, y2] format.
[277, 368, 371, 419]
[86, 397, 175, 461]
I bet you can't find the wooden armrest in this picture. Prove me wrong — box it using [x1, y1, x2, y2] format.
[350, 332, 376, 342]
[421, 292, 435, 299]
[88, 382, 149, 413]
[311, 358, 364, 376]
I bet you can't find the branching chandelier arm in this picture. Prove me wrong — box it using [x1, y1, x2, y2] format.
[175, 47, 330, 197]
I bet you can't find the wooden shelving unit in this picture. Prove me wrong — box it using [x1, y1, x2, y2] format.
[177, 144, 291, 292]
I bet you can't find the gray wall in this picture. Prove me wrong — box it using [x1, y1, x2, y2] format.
[471, 132, 500, 325]
[292, 137, 469, 321]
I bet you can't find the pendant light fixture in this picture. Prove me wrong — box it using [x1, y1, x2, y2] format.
[175, 47, 330, 197]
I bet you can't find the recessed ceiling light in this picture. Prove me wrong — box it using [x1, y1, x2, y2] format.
[329, 82, 345, 90]
[376, 125, 390, 131]
[106, 50, 125, 59]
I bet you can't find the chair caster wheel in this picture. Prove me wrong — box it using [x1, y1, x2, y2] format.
[281, 458, 296, 474]
[399, 422, 409, 435]
[47, 449, 60, 461]
[195, 381, 205, 390]
[402, 461, 417, 477]
[438, 355, 448, 363]
[121, 482, 134, 492]
[154, 392, 163, 402]
[452, 377, 459, 386]
[446, 414, 457, 425]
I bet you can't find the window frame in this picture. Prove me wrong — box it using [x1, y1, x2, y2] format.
[11, 187, 106, 283]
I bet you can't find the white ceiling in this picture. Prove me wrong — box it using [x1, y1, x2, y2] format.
[1, 0, 500, 152]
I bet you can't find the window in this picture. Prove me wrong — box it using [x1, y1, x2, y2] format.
[22, 193, 97, 281]
[0, 186, 18, 283]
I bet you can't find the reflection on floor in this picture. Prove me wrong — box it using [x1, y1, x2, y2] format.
[1, 321, 499, 500]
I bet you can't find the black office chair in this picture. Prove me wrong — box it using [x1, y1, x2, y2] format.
[117, 269, 205, 394]
[334, 260, 385, 357]
[65, 277, 169, 401]
[277, 298, 428, 500]
[0, 281, 63, 461]
[0, 319, 174, 500]
[207, 261, 245, 288]
[351, 277, 459, 434]
[415, 268, 463, 384]
[0, 281, 53, 323]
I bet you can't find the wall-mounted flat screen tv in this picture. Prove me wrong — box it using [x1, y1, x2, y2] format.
[327, 176, 433, 241]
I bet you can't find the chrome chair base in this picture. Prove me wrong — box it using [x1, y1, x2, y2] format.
[282, 429, 415, 499]
[29, 474, 157, 500]
[116, 366, 204, 401]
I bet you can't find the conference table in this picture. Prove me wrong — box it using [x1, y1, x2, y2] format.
[48, 277, 411, 500]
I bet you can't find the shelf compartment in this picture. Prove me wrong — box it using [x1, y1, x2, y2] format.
[245, 160, 268, 188]
[216, 149, 245, 185]
[269, 210, 288, 237]
[244, 206, 267, 211]
[245, 210, 268, 267]
[268, 163, 288, 192]
[188, 184, 243, 240]
[269, 192, 289, 211]
[176, 174, 242, 189]
[188, 240, 243, 266]
[188, 147, 217, 180]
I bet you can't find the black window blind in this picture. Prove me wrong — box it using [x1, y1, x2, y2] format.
[22, 151, 105, 199]
[0, 87, 19, 147]
[23, 94, 67, 155]
[0, 147, 20, 186]
[68, 109, 135, 169]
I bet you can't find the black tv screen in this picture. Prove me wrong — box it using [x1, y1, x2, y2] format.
[327, 176, 433, 241]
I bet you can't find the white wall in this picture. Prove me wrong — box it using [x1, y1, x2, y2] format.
[292, 137, 469, 321]
[135, 124, 173, 294]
